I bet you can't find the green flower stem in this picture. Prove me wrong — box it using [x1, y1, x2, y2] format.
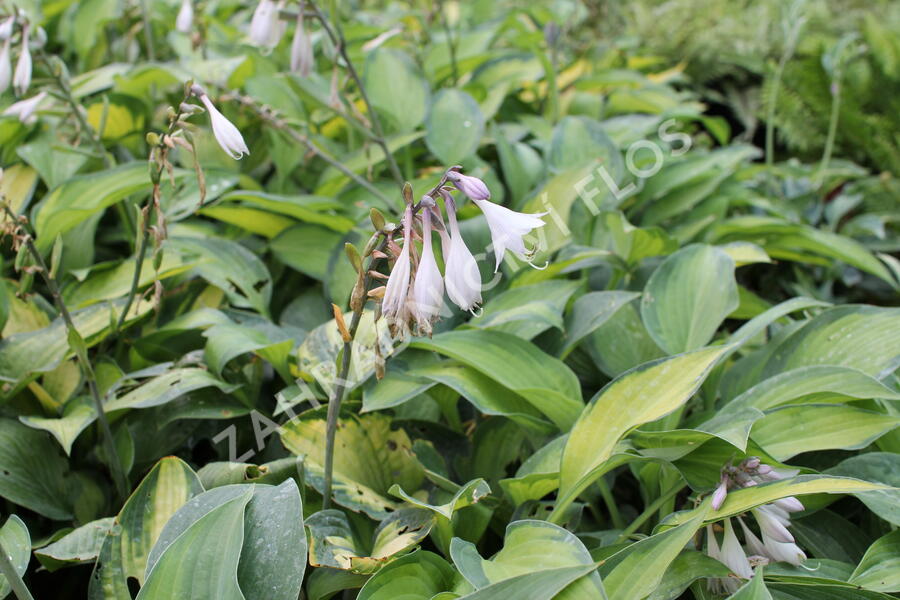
[615, 481, 685, 543]
[307, 0, 406, 189]
[4, 207, 129, 501]
[0, 540, 34, 600]
[322, 236, 390, 509]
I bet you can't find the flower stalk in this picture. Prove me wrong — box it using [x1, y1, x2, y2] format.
[1, 205, 129, 502]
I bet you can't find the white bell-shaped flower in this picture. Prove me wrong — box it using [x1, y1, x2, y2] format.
[0, 39, 11, 95]
[13, 25, 30, 96]
[382, 205, 413, 323]
[443, 199, 481, 312]
[290, 10, 313, 75]
[410, 203, 444, 335]
[473, 198, 546, 271]
[3, 91, 46, 123]
[198, 94, 249, 160]
[176, 0, 194, 33]
[249, 0, 282, 47]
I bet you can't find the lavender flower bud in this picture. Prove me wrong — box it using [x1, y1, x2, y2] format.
[0, 17, 13, 41]
[290, 8, 314, 76]
[711, 478, 728, 510]
[446, 170, 490, 200]
[2, 91, 46, 123]
[249, 0, 283, 48]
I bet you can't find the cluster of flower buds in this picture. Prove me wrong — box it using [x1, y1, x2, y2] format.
[188, 84, 250, 160]
[706, 457, 806, 594]
[372, 168, 545, 337]
[0, 11, 42, 97]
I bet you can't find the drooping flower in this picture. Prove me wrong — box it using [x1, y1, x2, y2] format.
[752, 505, 795, 544]
[410, 199, 444, 335]
[176, 0, 194, 33]
[0, 38, 10, 95]
[473, 198, 546, 271]
[194, 88, 249, 159]
[706, 520, 751, 595]
[0, 17, 13, 41]
[290, 6, 313, 76]
[13, 24, 30, 96]
[382, 205, 413, 325]
[442, 195, 482, 312]
[249, 0, 282, 48]
[446, 170, 490, 200]
[3, 91, 46, 123]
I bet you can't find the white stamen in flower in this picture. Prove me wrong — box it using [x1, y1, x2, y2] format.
[13, 24, 30, 96]
[443, 196, 481, 312]
[197, 93, 250, 160]
[176, 0, 194, 33]
[473, 198, 546, 271]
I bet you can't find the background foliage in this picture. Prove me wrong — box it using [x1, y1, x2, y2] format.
[0, 0, 898, 599]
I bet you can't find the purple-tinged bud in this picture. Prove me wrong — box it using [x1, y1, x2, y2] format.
[756, 464, 773, 475]
[711, 479, 728, 510]
[446, 170, 490, 201]
[743, 457, 761, 470]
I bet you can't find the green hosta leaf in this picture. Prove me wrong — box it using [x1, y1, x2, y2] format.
[33, 162, 180, 251]
[456, 564, 600, 600]
[759, 305, 900, 379]
[646, 551, 729, 600]
[357, 551, 456, 600]
[0, 298, 152, 390]
[218, 190, 353, 232]
[729, 569, 773, 600]
[236, 480, 307, 600]
[587, 301, 665, 377]
[390, 479, 490, 521]
[826, 453, 900, 525]
[594, 211, 677, 267]
[36, 517, 114, 571]
[168, 236, 273, 317]
[270, 223, 343, 280]
[412, 330, 583, 430]
[600, 506, 710, 600]
[64, 252, 192, 308]
[706, 365, 900, 449]
[363, 48, 429, 132]
[750, 404, 900, 461]
[0, 418, 75, 519]
[282, 412, 423, 493]
[848, 530, 900, 593]
[556, 346, 727, 517]
[105, 368, 237, 412]
[560, 291, 641, 357]
[426, 89, 485, 164]
[469, 280, 579, 340]
[413, 362, 551, 431]
[360, 349, 439, 412]
[664, 475, 892, 527]
[136, 489, 253, 600]
[451, 520, 605, 599]
[641, 244, 739, 354]
[307, 508, 432, 573]
[315, 131, 425, 197]
[0, 515, 30, 599]
[19, 398, 95, 455]
[203, 322, 294, 381]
